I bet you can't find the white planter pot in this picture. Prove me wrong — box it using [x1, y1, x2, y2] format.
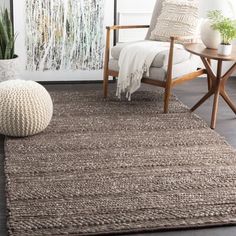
[218, 44, 232, 56]
[0, 56, 20, 82]
[200, 20, 221, 49]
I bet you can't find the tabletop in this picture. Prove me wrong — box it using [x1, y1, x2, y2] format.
[184, 43, 236, 61]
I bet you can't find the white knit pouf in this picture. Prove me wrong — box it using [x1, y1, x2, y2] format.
[0, 80, 53, 137]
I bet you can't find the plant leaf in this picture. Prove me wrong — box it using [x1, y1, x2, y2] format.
[0, 19, 9, 48]
[4, 9, 13, 39]
[0, 22, 7, 57]
[0, 44, 3, 59]
[4, 38, 14, 59]
[0, 8, 15, 59]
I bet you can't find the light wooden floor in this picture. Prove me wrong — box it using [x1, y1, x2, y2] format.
[1, 78, 236, 236]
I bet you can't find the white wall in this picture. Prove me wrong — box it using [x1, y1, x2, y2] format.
[118, 0, 155, 12]
[0, 0, 10, 9]
[199, 0, 236, 18]
[117, 0, 155, 42]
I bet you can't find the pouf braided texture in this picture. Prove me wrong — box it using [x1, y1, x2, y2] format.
[0, 80, 53, 137]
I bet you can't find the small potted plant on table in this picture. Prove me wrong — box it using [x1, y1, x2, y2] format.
[0, 8, 18, 81]
[208, 10, 236, 56]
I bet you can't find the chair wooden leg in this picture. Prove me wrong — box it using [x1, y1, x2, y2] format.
[164, 37, 175, 114]
[103, 27, 111, 98]
[103, 72, 109, 98]
[164, 85, 171, 113]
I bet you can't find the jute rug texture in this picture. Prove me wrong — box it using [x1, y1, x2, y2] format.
[4, 89, 236, 236]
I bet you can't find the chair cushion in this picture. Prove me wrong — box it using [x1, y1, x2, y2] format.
[109, 59, 166, 81]
[111, 41, 191, 68]
[108, 57, 200, 82]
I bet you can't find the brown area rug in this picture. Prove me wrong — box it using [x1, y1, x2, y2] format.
[4, 88, 236, 236]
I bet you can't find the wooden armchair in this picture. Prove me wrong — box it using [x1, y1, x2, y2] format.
[103, 1, 207, 113]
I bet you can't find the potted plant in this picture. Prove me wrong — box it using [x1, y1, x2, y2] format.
[208, 10, 236, 56]
[0, 8, 18, 81]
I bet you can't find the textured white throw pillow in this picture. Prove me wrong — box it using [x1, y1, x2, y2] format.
[150, 0, 199, 42]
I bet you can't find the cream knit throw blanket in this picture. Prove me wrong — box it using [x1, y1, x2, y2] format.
[117, 41, 183, 100]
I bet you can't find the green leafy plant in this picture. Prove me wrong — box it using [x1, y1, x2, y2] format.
[208, 10, 236, 45]
[0, 8, 17, 59]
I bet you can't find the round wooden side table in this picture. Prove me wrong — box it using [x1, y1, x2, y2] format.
[184, 43, 236, 129]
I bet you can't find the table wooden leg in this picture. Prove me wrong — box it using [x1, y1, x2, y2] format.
[220, 89, 236, 114]
[191, 88, 214, 112]
[210, 60, 222, 129]
[191, 57, 216, 112]
[201, 57, 216, 82]
[222, 62, 236, 82]
[211, 83, 220, 129]
[191, 58, 236, 129]
[207, 59, 212, 91]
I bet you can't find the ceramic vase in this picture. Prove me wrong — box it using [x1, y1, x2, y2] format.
[0, 56, 20, 82]
[200, 20, 221, 49]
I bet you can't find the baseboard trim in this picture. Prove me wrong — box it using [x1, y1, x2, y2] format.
[39, 79, 116, 85]
[38, 76, 235, 85]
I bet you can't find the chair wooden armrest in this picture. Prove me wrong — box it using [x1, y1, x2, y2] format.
[170, 35, 201, 43]
[170, 35, 195, 41]
[103, 25, 150, 96]
[106, 25, 150, 30]
[167, 35, 200, 72]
